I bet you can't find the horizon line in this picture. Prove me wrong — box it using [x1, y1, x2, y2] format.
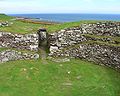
[7, 13, 120, 15]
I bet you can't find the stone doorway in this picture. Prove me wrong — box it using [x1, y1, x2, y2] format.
[37, 28, 49, 62]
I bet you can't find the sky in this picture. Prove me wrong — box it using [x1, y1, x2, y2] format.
[0, 0, 120, 14]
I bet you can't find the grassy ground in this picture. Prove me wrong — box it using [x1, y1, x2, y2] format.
[0, 14, 120, 96]
[1, 14, 120, 34]
[0, 59, 120, 96]
[46, 20, 100, 33]
[0, 21, 42, 34]
[0, 14, 102, 34]
[0, 14, 13, 22]
[0, 14, 46, 34]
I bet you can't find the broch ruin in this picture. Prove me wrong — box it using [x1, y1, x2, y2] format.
[0, 21, 120, 70]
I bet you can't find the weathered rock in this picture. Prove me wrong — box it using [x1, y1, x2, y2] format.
[50, 43, 120, 70]
[0, 21, 12, 27]
[0, 50, 39, 63]
[50, 46, 59, 54]
[49, 21, 120, 70]
[0, 32, 39, 51]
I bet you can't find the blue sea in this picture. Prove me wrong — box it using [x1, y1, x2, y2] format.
[9, 14, 120, 22]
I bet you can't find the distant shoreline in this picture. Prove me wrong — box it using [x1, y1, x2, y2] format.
[8, 14, 120, 23]
[14, 16, 60, 25]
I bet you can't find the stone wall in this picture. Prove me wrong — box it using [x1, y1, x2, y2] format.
[0, 22, 9, 27]
[0, 32, 39, 51]
[81, 22, 120, 36]
[0, 50, 39, 63]
[0, 21, 120, 69]
[50, 43, 120, 70]
[49, 21, 120, 70]
[0, 21, 13, 27]
[0, 30, 48, 63]
[50, 22, 120, 53]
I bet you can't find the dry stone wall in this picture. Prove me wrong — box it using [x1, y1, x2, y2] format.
[0, 32, 40, 63]
[0, 32, 39, 51]
[0, 50, 39, 63]
[49, 21, 120, 70]
[50, 22, 120, 53]
[50, 43, 120, 70]
[81, 22, 120, 36]
[0, 21, 120, 69]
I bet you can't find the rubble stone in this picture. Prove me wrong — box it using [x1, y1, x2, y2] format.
[49, 21, 120, 70]
[0, 32, 39, 51]
[0, 50, 39, 63]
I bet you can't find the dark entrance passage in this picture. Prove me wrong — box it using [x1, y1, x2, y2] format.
[37, 28, 48, 48]
[37, 28, 49, 62]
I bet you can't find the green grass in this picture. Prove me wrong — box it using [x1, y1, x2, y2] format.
[0, 14, 46, 34]
[0, 14, 13, 22]
[0, 47, 37, 54]
[0, 20, 43, 34]
[47, 20, 100, 33]
[83, 34, 120, 42]
[0, 14, 106, 34]
[0, 59, 120, 96]
[0, 14, 120, 96]
[1, 14, 120, 34]
[0, 48, 8, 52]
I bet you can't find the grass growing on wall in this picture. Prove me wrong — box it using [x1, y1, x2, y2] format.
[0, 48, 8, 52]
[0, 59, 120, 96]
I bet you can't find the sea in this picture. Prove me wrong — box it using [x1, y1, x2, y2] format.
[8, 14, 120, 23]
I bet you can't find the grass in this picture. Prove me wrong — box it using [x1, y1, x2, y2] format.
[0, 14, 13, 22]
[0, 20, 43, 34]
[82, 34, 120, 42]
[0, 14, 105, 34]
[0, 14, 47, 34]
[46, 20, 100, 33]
[1, 14, 120, 34]
[0, 47, 37, 54]
[0, 14, 120, 96]
[0, 59, 120, 96]
[0, 48, 8, 52]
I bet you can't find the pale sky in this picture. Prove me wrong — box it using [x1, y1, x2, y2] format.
[0, 0, 120, 14]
